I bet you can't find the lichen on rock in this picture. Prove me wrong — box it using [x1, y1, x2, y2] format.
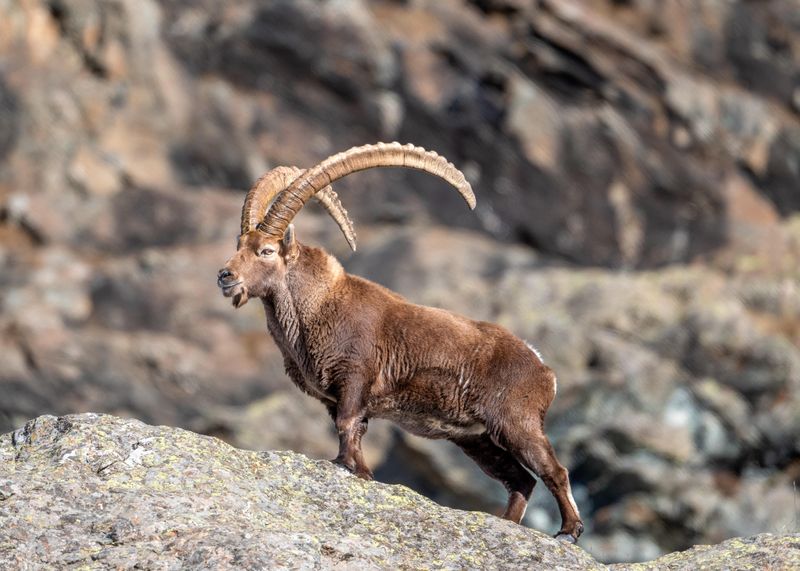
[0, 414, 599, 570]
[1, 413, 798, 570]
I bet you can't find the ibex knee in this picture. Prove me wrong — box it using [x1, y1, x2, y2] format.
[335, 415, 361, 435]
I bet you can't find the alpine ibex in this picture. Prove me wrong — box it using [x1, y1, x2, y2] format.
[217, 143, 584, 542]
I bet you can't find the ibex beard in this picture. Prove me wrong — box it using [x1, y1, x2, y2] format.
[217, 143, 584, 543]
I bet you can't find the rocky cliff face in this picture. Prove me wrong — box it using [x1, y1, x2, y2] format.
[2, 414, 798, 570]
[3, 0, 800, 266]
[0, 0, 798, 564]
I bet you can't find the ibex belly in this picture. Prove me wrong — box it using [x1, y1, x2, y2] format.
[368, 370, 486, 439]
[390, 413, 487, 440]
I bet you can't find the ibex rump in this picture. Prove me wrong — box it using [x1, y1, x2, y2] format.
[217, 143, 584, 542]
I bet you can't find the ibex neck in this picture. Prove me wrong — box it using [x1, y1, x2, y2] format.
[262, 243, 345, 374]
[284, 243, 344, 319]
[263, 287, 307, 369]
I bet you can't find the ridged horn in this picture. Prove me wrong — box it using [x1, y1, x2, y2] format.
[258, 142, 475, 243]
[240, 165, 356, 250]
[313, 187, 357, 251]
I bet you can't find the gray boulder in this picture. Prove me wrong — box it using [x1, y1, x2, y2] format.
[0, 414, 598, 570]
[2, 413, 798, 570]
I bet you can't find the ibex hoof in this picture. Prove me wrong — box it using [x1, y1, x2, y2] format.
[555, 521, 583, 544]
[330, 458, 373, 481]
[555, 533, 577, 544]
[354, 468, 374, 481]
[330, 457, 353, 471]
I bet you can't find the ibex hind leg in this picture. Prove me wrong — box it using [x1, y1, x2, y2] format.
[501, 421, 584, 542]
[451, 433, 535, 524]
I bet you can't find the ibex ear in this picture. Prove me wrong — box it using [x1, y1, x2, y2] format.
[281, 224, 298, 259]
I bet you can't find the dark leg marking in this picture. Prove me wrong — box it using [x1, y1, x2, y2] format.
[452, 433, 536, 524]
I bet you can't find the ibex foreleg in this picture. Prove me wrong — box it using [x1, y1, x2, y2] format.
[328, 380, 373, 481]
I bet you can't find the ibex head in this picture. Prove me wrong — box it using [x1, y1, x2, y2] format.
[218, 142, 476, 308]
[217, 225, 297, 308]
[217, 164, 353, 308]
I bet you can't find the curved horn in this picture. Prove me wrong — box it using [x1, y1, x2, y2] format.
[258, 142, 475, 243]
[313, 187, 357, 251]
[240, 166, 356, 250]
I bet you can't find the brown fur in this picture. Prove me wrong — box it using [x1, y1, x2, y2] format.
[218, 229, 584, 541]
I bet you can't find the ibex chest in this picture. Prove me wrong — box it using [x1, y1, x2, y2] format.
[263, 303, 336, 404]
[288, 358, 335, 404]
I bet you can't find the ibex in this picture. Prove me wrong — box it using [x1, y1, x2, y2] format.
[217, 143, 584, 542]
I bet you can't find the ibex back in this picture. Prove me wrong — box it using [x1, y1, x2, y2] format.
[217, 142, 584, 542]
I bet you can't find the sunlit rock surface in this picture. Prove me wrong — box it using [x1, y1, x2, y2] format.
[2, 414, 799, 570]
[0, 414, 599, 570]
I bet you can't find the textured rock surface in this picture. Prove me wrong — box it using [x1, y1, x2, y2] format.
[0, 414, 599, 570]
[2, 414, 799, 571]
[617, 534, 800, 571]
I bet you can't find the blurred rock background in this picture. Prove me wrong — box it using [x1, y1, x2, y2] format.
[0, 0, 798, 563]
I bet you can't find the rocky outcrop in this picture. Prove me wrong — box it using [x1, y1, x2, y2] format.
[2, 0, 799, 266]
[0, 414, 599, 570]
[2, 414, 798, 570]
